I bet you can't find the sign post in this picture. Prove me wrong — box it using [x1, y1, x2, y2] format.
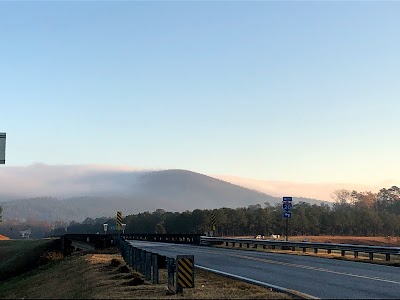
[282, 197, 292, 241]
[0, 132, 5, 164]
[103, 223, 108, 234]
[0, 133, 5, 223]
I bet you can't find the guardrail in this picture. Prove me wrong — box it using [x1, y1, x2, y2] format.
[121, 233, 203, 245]
[60, 233, 204, 253]
[117, 237, 194, 293]
[200, 236, 400, 261]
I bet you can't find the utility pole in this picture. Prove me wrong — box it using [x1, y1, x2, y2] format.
[0, 133, 6, 224]
[0, 132, 5, 164]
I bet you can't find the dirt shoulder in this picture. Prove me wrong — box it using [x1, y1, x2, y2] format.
[0, 252, 290, 299]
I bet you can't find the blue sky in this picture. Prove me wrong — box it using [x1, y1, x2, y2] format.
[1, 1, 399, 185]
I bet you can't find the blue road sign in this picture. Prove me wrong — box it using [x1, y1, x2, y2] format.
[283, 202, 292, 211]
[283, 212, 292, 218]
[283, 197, 292, 202]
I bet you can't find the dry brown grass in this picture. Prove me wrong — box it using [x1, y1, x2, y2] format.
[0, 252, 290, 299]
[231, 235, 400, 247]
[290, 235, 400, 247]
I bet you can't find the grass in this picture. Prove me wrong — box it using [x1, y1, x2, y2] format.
[0, 238, 63, 281]
[0, 241, 290, 299]
[0, 252, 290, 299]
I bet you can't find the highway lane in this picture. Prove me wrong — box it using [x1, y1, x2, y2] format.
[127, 240, 400, 299]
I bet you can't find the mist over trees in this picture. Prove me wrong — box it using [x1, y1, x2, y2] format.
[61, 186, 400, 237]
[1, 186, 398, 238]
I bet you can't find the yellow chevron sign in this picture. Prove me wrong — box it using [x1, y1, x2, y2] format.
[211, 213, 216, 231]
[116, 211, 122, 231]
[176, 255, 194, 288]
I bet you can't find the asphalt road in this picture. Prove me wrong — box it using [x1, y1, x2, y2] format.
[127, 240, 400, 299]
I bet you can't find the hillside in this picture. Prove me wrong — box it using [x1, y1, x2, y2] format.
[0, 169, 328, 223]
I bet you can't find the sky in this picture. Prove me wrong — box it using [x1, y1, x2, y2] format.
[1, 1, 399, 187]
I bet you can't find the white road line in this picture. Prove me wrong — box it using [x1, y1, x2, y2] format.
[128, 241, 400, 286]
[195, 265, 319, 300]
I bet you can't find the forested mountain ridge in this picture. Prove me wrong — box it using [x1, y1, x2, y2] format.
[0, 169, 328, 223]
[63, 186, 400, 238]
[1, 185, 398, 239]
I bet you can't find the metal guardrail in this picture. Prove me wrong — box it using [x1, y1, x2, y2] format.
[121, 233, 203, 245]
[200, 236, 400, 261]
[59, 233, 203, 253]
[117, 237, 194, 293]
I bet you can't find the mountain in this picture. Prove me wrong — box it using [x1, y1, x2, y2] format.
[1, 197, 83, 222]
[0, 166, 329, 223]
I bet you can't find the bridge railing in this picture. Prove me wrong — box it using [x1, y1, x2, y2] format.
[200, 236, 400, 261]
[121, 233, 203, 244]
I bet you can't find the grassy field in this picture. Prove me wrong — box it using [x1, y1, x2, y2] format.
[0, 251, 289, 299]
[0, 239, 62, 281]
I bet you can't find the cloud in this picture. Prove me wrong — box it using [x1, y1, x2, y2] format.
[213, 175, 391, 202]
[0, 164, 154, 200]
[0, 164, 391, 202]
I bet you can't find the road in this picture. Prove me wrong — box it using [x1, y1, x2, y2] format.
[127, 240, 400, 299]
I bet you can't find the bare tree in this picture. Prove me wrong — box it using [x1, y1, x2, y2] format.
[330, 189, 353, 205]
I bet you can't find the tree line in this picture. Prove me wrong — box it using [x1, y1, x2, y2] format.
[63, 186, 400, 237]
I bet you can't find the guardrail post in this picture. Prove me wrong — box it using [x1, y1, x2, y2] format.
[314, 248, 318, 254]
[152, 254, 159, 284]
[386, 254, 390, 261]
[124, 242, 129, 262]
[272, 245, 275, 250]
[246, 243, 250, 248]
[132, 248, 136, 270]
[225, 242, 229, 247]
[127, 245, 131, 266]
[369, 253, 374, 260]
[136, 249, 142, 273]
[341, 250, 345, 257]
[141, 250, 146, 274]
[327, 249, 332, 254]
[167, 258, 175, 290]
[354, 251, 358, 258]
[134, 248, 139, 272]
[263, 245, 266, 249]
[233, 242, 235, 247]
[302, 247, 306, 253]
[145, 252, 152, 281]
[291, 246, 296, 251]
[253, 244, 258, 249]
[239, 243, 242, 248]
[131, 247, 135, 269]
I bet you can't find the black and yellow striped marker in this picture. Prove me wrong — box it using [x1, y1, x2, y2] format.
[176, 255, 194, 289]
[116, 211, 122, 231]
[211, 213, 216, 231]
